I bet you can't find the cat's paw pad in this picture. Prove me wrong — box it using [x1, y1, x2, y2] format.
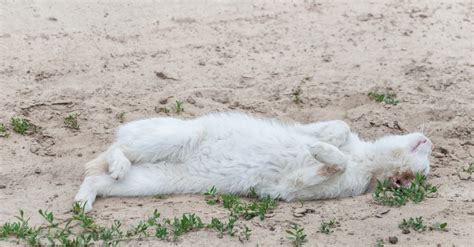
[108, 159, 131, 180]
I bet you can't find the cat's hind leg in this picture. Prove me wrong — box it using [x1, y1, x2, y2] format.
[75, 164, 191, 212]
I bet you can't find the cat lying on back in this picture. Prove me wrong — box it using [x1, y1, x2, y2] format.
[75, 112, 433, 212]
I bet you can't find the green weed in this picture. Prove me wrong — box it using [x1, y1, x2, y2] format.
[10, 117, 33, 135]
[241, 225, 251, 241]
[0, 202, 253, 246]
[291, 86, 302, 104]
[465, 163, 474, 174]
[174, 100, 184, 113]
[373, 173, 437, 207]
[368, 91, 399, 105]
[399, 217, 427, 232]
[156, 107, 170, 114]
[64, 113, 80, 130]
[204, 187, 278, 220]
[116, 112, 126, 123]
[209, 217, 237, 237]
[167, 214, 204, 240]
[374, 239, 384, 247]
[0, 123, 8, 137]
[203, 186, 219, 205]
[430, 222, 448, 232]
[286, 223, 307, 246]
[319, 218, 337, 234]
[221, 194, 278, 220]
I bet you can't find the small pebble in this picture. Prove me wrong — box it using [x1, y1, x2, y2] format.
[186, 96, 196, 105]
[458, 172, 471, 180]
[34, 168, 41, 174]
[389, 236, 398, 244]
[0, 185, 6, 189]
[402, 229, 410, 234]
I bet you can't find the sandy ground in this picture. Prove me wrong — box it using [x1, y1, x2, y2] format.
[0, 0, 473, 246]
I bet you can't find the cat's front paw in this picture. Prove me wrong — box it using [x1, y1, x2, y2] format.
[74, 185, 96, 213]
[108, 158, 131, 180]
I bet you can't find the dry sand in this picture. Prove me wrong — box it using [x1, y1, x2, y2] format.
[0, 0, 473, 246]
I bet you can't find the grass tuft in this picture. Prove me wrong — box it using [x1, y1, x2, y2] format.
[286, 223, 307, 246]
[372, 173, 437, 207]
[399, 216, 426, 232]
[0, 122, 8, 137]
[368, 91, 399, 105]
[10, 117, 33, 135]
[291, 86, 302, 104]
[174, 100, 184, 114]
[319, 218, 338, 234]
[0, 201, 253, 246]
[64, 113, 80, 130]
[374, 239, 384, 247]
[465, 163, 474, 175]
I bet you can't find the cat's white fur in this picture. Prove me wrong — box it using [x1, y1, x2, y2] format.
[75, 112, 432, 212]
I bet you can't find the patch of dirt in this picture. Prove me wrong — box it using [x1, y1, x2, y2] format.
[0, 1, 472, 246]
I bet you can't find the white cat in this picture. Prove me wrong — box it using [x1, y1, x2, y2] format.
[75, 112, 433, 212]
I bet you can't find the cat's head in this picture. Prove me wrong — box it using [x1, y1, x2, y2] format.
[370, 132, 433, 187]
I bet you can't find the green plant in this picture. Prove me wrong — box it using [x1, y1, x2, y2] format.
[224, 195, 278, 220]
[0, 123, 8, 137]
[319, 218, 337, 234]
[0, 202, 255, 246]
[64, 113, 80, 130]
[373, 173, 437, 207]
[399, 217, 426, 232]
[10, 117, 32, 135]
[241, 225, 251, 241]
[291, 86, 302, 104]
[157, 107, 170, 114]
[248, 187, 258, 198]
[286, 224, 307, 246]
[203, 186, 219, 205]
[116, 112, 126, 123]
[205, 187, 278, 221]
[209, 217, 237, 237]
[465, 163, 474, 174]
[368, 91, 399, 105]
[174, 100, 184, 113]
[167, 213, 204, 240]
[154, 225, 168, 240]
[374, 239, 384, 247]
[430, 222, 448, 231]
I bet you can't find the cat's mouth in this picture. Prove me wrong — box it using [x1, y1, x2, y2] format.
[388, 171, 415, 188]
